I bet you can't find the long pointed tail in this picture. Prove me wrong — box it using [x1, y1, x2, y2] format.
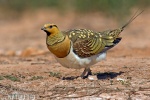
[121, 9, 144, 30]
[100, 9, 144, 48]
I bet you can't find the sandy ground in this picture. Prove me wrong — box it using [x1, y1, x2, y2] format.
[0, 9, 150, 99]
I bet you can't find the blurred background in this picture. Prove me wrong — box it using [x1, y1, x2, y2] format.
[0, 0, 149, 56]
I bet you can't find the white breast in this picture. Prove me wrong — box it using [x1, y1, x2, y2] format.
[55, 46, 106, 69]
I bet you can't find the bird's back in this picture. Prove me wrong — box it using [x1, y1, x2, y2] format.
[64, 29, 122, 58]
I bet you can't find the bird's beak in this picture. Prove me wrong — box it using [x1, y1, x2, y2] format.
[41, 27, 46, 30]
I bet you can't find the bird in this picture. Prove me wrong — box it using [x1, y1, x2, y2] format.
[41, 10, 143, 79]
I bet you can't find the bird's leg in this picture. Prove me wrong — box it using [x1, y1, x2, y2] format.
[80, 68, 92, 79]
[87, 68, 92, 75]
[80, 68, 87, 78]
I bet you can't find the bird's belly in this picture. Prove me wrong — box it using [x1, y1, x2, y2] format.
[55, 47, 106, 69]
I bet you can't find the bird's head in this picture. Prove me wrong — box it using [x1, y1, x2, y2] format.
[41, 24, 59, 36]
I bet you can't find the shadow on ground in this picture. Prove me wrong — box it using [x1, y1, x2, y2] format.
[62, 71, 124, 80]
[96, 71, 124, 80]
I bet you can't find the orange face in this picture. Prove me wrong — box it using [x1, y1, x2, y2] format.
[41, 24, 59, 36]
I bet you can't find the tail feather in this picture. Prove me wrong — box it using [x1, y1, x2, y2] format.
[101, 37, 122, 53]
[121, 9, 144, 29]
[102, 9, 144, 39]
[100, 9, 143, 53]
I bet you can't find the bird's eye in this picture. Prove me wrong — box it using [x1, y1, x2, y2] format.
[49, 25, 53, 28]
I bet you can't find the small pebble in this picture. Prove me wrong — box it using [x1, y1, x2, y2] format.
[88, 75, 98, 80]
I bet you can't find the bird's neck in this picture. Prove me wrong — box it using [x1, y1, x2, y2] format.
[46, 32, 71, 58]
[46, 32, 65, 45]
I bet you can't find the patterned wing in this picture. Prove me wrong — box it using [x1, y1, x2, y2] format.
[73, 37, 106, 58]
[65, 29, 122, 58]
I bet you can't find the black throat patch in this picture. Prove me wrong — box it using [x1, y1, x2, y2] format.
[45, 31, 51, 36]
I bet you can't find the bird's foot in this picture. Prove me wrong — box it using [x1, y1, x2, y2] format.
[80, 68, 92, 79]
